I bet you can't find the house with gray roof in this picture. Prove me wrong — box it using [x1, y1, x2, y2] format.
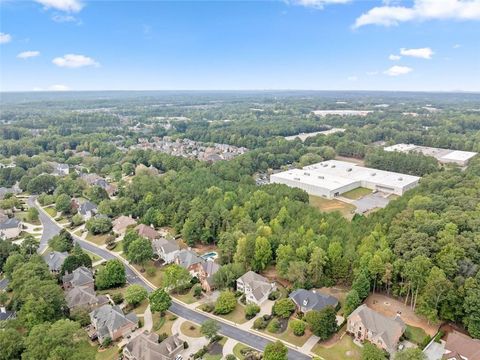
[347, 304, 406, 354]
[78, 201, 97, 220]
[62, 266, 94, 290]
[0, 217, 21, 240]
[123, 332, 183, 360]
[43, 251, 68, 273]
[89, 304, 138, 342]
[289, 289, 338, 313]
[112, 215, 137, 234]
[237, 271, 276, 305]
[66, 286, 109, 311]
[174, 249, 205, 277]
[152, 237, 180, 264]
[198, 260, 220, 292]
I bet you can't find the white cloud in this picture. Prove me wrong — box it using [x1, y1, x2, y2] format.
[384, 65, 413, 76]
[354, 0, 480, 28]
[389, 54, 401, 60]
[400, 47, 434, 59]
[52, 54, 99, 68]
[453, 43, 462, 48]
[17, 51, 41, 59]
[33, 84, 70, 91]
[0, 33, 12, 44]
[289, 0, 351, 9]
[35, 0, 84, 13]
[347, 76, 358, 81]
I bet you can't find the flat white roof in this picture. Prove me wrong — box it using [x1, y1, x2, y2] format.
[303, 160, 420, 188]
[441, 150, 477, 162]
[384, 144, 418, 152]
[271, 168, 356, 191]
[284, 128, 345, 141]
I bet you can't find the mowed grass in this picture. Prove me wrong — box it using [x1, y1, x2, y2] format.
[174, 288, 198, 304]
[152, 311, 176, 335]
[405, 324, 429, 345]
[86, 233, 110, 246]
[309, 195, 356, 218]
[272, 321, 312, 347]
[233, 343, 255, 360]
[95, 345, 119, 360]
[44, 206, 58, 217]
[180, 321, 202, 338]
[132, 261, 164, 288]
[341, 187, 372, 200]
[313, 335, 361, 360]
[218, 304, 247, 324]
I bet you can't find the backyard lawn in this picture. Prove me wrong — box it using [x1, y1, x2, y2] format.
[405, 324, 429, 345]
[342, 187, 372, 200]
[180, 321, 202, 338]
[95, 345, 118, 360]
[309, 195, 356, 219]
[313, 334, 361, 360]
[218, 304, 247, 324]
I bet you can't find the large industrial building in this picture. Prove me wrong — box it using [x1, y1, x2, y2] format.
[383, 144, 477, 166]
[270, 160, 420, 199]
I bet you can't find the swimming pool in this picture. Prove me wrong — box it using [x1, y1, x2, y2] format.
[201, 251, 218, 260]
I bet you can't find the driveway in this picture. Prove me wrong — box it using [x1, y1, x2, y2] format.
[31, 198, 312, 360]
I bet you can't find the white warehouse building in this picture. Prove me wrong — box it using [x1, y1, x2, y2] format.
[270, 160, 420, 199]
[383, 144, 477, 166]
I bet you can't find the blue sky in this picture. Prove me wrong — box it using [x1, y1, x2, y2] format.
[1, 0, 479, 91]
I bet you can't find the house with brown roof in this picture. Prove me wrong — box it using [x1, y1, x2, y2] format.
[347, 304, 406, 354]
[113, 215, 137, 234]
[443, 331, 480, 360]
[135, 224, 160, 241]
[236, 271, 276, 305]
[198, 260, 220, 292]
[65, 286, 109, 311]
[62, 266, 94, 291]
[123, 332, 183, 360]
[89, 305, 138, 342]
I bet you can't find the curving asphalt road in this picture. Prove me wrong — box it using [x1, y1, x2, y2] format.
[29, 196, 311, 360]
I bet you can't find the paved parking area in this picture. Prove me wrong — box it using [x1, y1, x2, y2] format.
[354, 192, 390, 213]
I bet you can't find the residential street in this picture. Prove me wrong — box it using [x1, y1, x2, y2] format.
[29, 196, 312, 360]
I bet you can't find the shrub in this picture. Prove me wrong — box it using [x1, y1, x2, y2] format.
[245, 303, 261, 319]
[111, 293, 124, 304]
[183, 341, 189, 349]
[272, 298, 296, 318]
[263, 314, 272, 321]
[200, 303, 214, 313]
[193, 284, 203, 298]
[158, 333, 169, 343]
[289, 319, 307, 336]
[226, 355, 236, 360]
[214, 291, 237, 315]
[101, 337, 112, 348]
[267, 318, 281, 333]
[253, 317, 269, 330]
[268, 290, 280, 301]
[193, 346, 208, 359]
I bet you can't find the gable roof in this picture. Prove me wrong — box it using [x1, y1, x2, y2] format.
[238, 271, 273, 302]
[202, 260, 220, 277]
[79, 201, 97, 215]
[136, 224, 159, 240]
[289, 289, 338, 312]
[90, 305, 138, 338]
[66, 286, 109, 309]
[443, 331, 480, 360]
[62, 266, 94, 287]
[112, 215, 137, 233]
[125, 332, 183, 360]
[43, 251, 68, 272]
[152, 237, 179, 254]
[348, 304, 406, 352]
[0, 217, 20, 229]
[175, 249, 204, 269]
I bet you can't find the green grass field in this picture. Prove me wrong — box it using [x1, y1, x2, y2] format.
[313, 335, 361, 360]
[405, 324, 429, 345]
[180, 321, 202, 338]
[44, 207, 57, 217]
[233, 343, 255, 360]
[341, 187, 372, 200]
[309, 195, 356, 218]
[218, 304, 247, 324]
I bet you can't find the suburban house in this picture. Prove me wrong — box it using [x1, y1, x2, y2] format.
[62, 266, 94, 290]
[152, 237, 180, 264]
[89, 304, 138, 342]
[0, 307, 16, 321]
[50, 162, 70, 176]
[78, 200, 98, 220]
[65, 286, 109, 311]
[0, 217, 22, 240]
[347, 304, 406, 354]
[443, 331, 480, 360]
[174, 249, 205, 277]
[43, 251, 68, 273]
[236, 271, 276, 305]
[123, 332, 183, 360]
[289, 289, 338, 313]
[136, 224, 160, 241]
[198, 260, 220, 292]
[112, 215, 137, 234]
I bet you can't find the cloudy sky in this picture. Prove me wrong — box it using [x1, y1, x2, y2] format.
[1, 0, 479, 92]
